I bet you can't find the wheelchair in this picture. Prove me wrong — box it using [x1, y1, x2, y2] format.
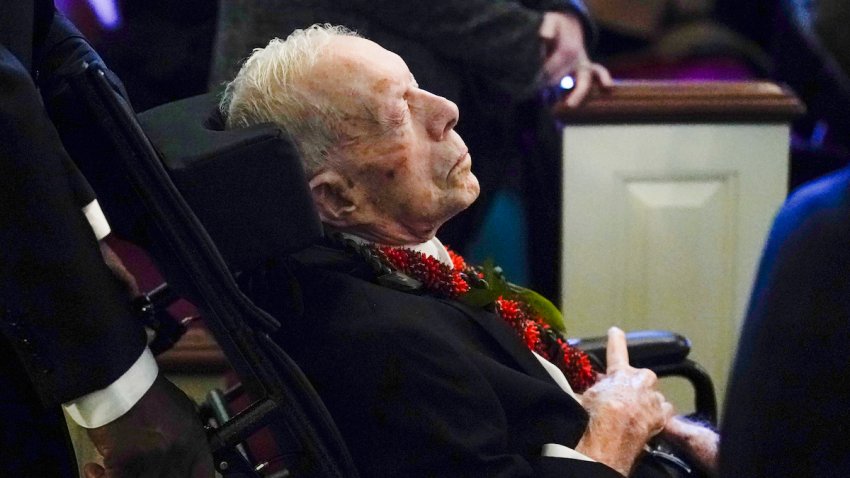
[41, 20, 717, 477]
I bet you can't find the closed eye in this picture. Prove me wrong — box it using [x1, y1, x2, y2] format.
[382, 102, 409, 130]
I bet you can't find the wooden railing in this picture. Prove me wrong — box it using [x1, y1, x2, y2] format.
[554, 80, 804, 124]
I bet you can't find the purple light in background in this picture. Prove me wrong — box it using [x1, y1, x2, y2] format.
[87, 0, 122, 30]
[54, 0, 74, 15]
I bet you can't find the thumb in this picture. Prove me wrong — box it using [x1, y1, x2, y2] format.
[83, 462, 107, 478]
[539, 12, 557, 40]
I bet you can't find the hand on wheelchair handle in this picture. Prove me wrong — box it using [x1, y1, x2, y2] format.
[576, 327, 676, 476]
[660, 416, 720, 477]
[83, 375, 214, 477]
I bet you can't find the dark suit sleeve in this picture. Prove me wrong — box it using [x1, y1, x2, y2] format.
[720, 168, 850, 476]
[0, 45, 147, 407]
[343, 0, 595, 95]
[36, 12, 114, 215]
[65, 157, 97, 209]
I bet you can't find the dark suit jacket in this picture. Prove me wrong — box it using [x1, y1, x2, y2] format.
[209, 0, 593, 100]
[719, 166, 850, 476]
[0, 4, 146, 410]
[1, 4, 146, 472]
[244, 247, 621, 477]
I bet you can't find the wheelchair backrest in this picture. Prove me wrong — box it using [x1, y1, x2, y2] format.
[138, 92, 322, 273]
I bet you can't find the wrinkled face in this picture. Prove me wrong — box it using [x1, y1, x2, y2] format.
[305, 36, 480, 244]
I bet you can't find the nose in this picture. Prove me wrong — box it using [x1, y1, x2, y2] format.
[423, 91, 459, 141]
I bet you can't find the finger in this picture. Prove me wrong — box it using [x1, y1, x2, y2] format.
[605, 326, 629, 371]
[539, 13, 557, 40]
[649, 395, 675, 435]
[565, 66, 594, 108]
[592, 63, 614, 88]
[543, 51, 572, 85]
[634, 367, 658, 388]
[83, 463, 106, 478]
[555, 44, 582, 77]
[662, 401, 676, 423]
[541, 58, 561, 86]
[542, 39, 581, 85]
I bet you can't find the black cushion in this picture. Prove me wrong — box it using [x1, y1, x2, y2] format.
[138, 92, 322, 272]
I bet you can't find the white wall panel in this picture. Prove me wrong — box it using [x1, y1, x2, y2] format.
[561, 123, 789, 410]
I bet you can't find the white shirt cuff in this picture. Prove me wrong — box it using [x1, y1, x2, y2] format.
[63, 347, 159, 428]
[542, 443, 596, 461]
[82, 199, 111, 240]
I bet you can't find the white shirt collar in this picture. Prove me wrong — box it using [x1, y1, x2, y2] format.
[341, 233, 454, 269]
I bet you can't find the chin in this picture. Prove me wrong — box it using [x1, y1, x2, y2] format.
[442, 191, 480, 226]
[460, 174, 481, 207]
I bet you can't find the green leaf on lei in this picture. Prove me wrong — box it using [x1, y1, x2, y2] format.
[458, 259, 502, 307]
[509, 285, 566, 333]
[458, 260, 566, 333]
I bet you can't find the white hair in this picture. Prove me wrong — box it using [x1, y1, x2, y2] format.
[220, 24, 360, 174]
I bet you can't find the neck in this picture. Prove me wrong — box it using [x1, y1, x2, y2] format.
[332, 229, 454, 269]
[327, 219, 441, 246]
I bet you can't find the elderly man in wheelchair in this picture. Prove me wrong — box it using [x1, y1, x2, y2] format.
[196, 24, 719, 477]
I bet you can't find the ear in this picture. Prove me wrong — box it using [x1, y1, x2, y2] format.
[309, 169, 358, 227]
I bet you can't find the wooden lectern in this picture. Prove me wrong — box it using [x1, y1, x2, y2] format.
[554, 81, 804, 409]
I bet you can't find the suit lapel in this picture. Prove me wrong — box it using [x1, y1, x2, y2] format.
[443, 299, 594, 442]
[440, 299, 559, 386]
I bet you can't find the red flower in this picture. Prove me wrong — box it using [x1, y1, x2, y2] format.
[453, 274, 470, 295]
[523, 323, 540, 350]
[447, 247, 467, 271]
[376, 245, 469, 298]
[495, 297, 522, 323]
[557, 339, 596, 393]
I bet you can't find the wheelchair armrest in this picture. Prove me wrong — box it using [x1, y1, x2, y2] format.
[569, 330, 691, 369]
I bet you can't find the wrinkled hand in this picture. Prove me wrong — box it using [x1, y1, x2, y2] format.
[538, 11, 612, 107]
[660, 416, 719, 476]
[575, 327, 674, 476]
[83, 375, 214, 478]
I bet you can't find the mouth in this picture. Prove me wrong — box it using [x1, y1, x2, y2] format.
[448, 150, 470, 178]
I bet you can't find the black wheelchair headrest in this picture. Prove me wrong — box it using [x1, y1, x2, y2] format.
[138, 92, 323, 272]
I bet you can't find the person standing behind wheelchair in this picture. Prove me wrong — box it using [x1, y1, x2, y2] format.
[0, 0, 213, 475]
